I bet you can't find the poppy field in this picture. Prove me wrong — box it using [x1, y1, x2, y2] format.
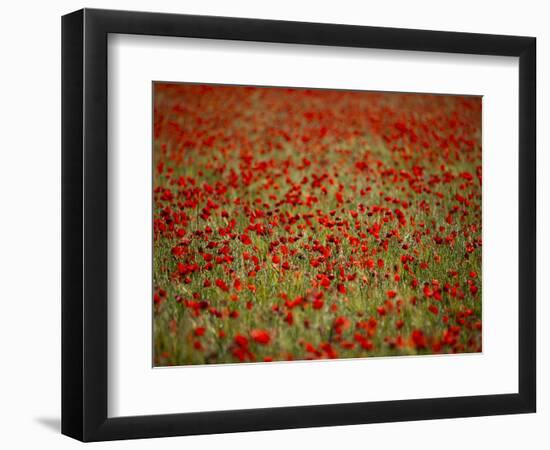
[153, 83, 482, 366]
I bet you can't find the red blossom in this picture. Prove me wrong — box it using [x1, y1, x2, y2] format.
[250, 329, 271, 345]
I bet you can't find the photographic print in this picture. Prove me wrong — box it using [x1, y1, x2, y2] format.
[153, 83, 482, 366]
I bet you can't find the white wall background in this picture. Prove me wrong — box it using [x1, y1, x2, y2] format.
[0, 1, 546, 448]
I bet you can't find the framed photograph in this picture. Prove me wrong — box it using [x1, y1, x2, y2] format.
[61, 8, 536, 442]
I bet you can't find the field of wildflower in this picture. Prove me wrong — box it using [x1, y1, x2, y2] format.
[153, 83, 482, 366]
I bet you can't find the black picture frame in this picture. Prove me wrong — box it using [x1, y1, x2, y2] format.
[62, 8, 536, 442]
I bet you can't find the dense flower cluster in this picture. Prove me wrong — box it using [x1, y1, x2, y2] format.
[153, 83, 482, 366]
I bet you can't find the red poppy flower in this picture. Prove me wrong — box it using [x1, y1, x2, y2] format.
[250, 329, 271, 345]
[215, 279, 229, 292]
